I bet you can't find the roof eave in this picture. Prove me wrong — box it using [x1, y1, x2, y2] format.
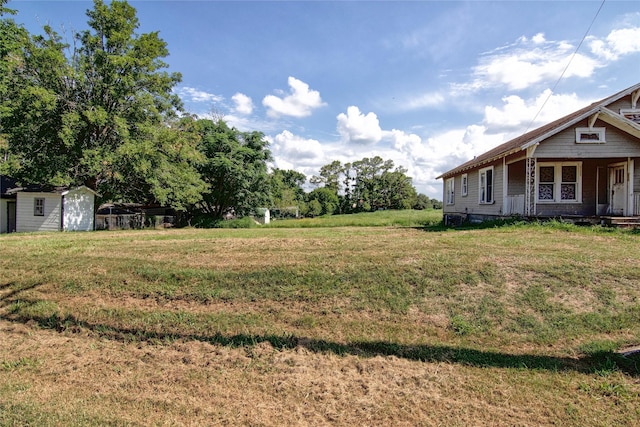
[61, 185, 101, 197]
[437, 83, 640, 180]
[436, 146, 524, 179]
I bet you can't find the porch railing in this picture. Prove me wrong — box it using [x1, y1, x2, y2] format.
[505, 194, 525, 216]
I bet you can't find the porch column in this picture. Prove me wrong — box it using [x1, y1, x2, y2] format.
[629, 158, 635, 215]
[502, 157, 508, 216]
[525, 157, 536, 216]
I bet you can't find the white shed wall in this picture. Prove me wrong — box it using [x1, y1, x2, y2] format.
[63, 188, 95, 231]
[16, 192, 62, 232]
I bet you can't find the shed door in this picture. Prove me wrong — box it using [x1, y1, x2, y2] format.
[7, 201, 16, 233]
[609, 164, 627, 216]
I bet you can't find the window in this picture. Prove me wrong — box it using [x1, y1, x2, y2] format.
[34, 198, 45, 216]
[614, 167, 625, 185]
[537, 162, 581, 203]
[478, 166, 494, 204]
[461, 174, 468, 197]
[575, 127, 605, 144]
[445, 178, 455, 205]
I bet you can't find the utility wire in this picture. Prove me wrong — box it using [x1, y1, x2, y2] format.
[525, 0, 606, 133]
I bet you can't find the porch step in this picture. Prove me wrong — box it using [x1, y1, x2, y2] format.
[601, 216, 640, 228]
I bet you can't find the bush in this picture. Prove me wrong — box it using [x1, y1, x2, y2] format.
[214, 217, 258, 229]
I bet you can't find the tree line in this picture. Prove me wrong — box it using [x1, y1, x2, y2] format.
[0, 0, 439, 225]
[270, 157, 441, 218]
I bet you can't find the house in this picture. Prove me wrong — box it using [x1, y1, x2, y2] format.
[437, 83, 640, 225]
[0, 178, 98, 233]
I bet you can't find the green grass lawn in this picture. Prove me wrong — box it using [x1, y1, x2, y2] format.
[265, 208, 443, 228]
[1, 213, 639, 425]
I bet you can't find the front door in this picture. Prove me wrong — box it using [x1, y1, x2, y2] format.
[609, 164, 627, 216]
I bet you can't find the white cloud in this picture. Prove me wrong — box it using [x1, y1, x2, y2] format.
[589, 26, 640, 61]
[232, 93, 253, 115]
[262, 77, 326, 118]
[269, 130, 360, 187]
[398, 91, 446, 112]
[336, 106, 383, 145]
[532, 33, 546, 44]
[378, 126, 499, 197]
[271, 130, 325, 164]
[176, 87, 223, 103]
[471, 36, 601, 90]
[483, 89, 590, 133]
[409, 87, 594, 193]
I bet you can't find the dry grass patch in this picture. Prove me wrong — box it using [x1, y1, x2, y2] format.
[1, 224, 640, 425]
[2, 319, 638, 426]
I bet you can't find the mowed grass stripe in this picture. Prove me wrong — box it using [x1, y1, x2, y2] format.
[2, 223, 639, 354]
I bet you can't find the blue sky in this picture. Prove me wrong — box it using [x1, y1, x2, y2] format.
[9, 0, 640, 198]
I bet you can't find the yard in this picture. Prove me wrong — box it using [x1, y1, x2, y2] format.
[1, 215, 639, 425]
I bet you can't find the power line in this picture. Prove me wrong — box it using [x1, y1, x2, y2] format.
[525, 0, 606, 133]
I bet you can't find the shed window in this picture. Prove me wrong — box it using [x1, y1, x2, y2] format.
[34, 198, 45, 216]
[479, 166, 494, 204]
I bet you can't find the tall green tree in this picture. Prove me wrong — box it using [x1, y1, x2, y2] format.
[378, 167, 417, 210]
[195, 119, 272, 220]
[2, 0, 204, 208]
[0, 0, 28, 171]
[310, 160, 342, 193]
[311, 156, 418, 213]
[413, 193, 432, 210]
[351, 156, 394, 211]
[305, 187, 339, 216]
[269, 168, 306, 212]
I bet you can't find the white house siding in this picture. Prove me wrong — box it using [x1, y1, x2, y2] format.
[442, 161, 504, 217]
[16, 192, 62, 232]
[607, 97, 637, 114]
[533, 121, 640, 159]
[63, 188, 95, 231]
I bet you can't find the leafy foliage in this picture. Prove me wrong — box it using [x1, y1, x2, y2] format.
[194, 119, 272, 220]
[310, 156, 423, 214]
[0, 3, 29, 173]
[1, 0, 204, 208]
[305, 187, 339, 216]
[269, 168, 306, 214]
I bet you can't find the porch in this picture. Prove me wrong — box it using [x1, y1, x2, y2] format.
[504, 157, 640, 218]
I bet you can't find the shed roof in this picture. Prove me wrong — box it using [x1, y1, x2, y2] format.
[437, 82, 640, 179]
[6, 184, 99, 197]
[0, 175, 20, 196]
